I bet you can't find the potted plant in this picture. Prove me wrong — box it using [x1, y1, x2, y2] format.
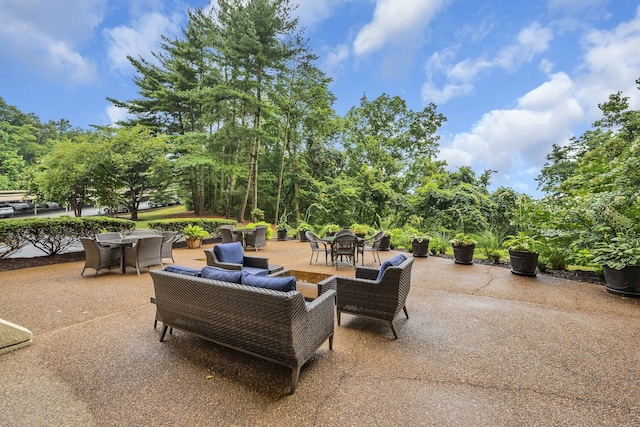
[297, 221, 313, 242]
[276, 213, 290, 241]
[450, 233, 477, 265]
[250, 208, 265, 223]
[502, 232, 542, 276]
[592, 236, 640, 297]
[378, 231, 391, 251]
[321, 223, 341, 237]
[411, 233, 431, 257]
[183, 224, 209, 249]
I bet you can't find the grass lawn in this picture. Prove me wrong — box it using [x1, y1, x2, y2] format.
[134, 205, 188, 229]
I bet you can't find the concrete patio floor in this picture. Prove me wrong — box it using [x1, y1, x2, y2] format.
[1, 238, 639, 426]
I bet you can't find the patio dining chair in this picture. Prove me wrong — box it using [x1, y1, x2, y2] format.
[79, 237, 120, 276]
[160, 231, 178, 263]
[220, 225, 242, 244]
[123, 235, 163, 275]
[306, 231, 330, 265]
[245, 226, 267, 251]
[357, 230, 385, 266]
[331, 234, 358, 270]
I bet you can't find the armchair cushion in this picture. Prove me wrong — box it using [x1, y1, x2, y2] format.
[241, 271, 297, 292]
[201, 266, 242, 283]
[164, 265, 202, 277]
[376, 254, 407, 281]
[214, 242, 244, 265]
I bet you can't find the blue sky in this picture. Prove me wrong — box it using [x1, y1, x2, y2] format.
[1, 0, 640, 197]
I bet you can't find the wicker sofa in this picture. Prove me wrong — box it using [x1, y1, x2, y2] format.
[149, 269, 335, 393]
[336, 254, 414, 339]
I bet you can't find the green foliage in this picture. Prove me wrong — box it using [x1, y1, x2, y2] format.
[349, 223, 374, 236]
[449, 233, 478, 247]
[148, 218, 235, 237]
[592, 236, 640, 270]
[475, 230, 507, 263]
[250, 208, 265, 222]
[183, 224, 209, 240]
[429, 231, 451, 255]
[503, 232, 542, 254]
[320, 223, 341, 237]
[0, 217, 135, 257]
[277, 211, 290, 231]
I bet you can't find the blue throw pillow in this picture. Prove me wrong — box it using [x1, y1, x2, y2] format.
[376, 254, 407, 281]
[213, 242, 244, 265]
[201, 266, 242, 283]
[164, 265, 202, 277]
[241, 271, 296, 292]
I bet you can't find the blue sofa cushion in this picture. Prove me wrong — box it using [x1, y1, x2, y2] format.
[164, 265, 202, 277]
[214, 242, 244, 265]
[241, 271, 296, 292]
[376, 254, 407, 281]
[242, 266, 269, 277]
[201, 266, 242, 284]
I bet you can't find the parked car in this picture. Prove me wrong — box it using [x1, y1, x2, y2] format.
[0, 203, 15, 218]
[8, 201, 29, 211]
[148, 198, 181, 208]
[102, 205, 130, 214]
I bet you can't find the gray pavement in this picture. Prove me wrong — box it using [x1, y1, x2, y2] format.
[0, 239, 639, 426]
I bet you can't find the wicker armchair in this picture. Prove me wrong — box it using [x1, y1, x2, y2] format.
[204, 242, 283, 275]
[124, 236, 163, 275]
[336, 255, 414, 339]
[79, 237, 120, 276]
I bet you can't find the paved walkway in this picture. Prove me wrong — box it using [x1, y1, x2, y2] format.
[1, 239, 639, 426]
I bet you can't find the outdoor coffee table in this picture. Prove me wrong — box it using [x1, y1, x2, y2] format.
[277, 269, 337, 301]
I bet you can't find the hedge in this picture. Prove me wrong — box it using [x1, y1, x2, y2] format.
[147, 218, 236, 238]
[0, 217, 135, 258]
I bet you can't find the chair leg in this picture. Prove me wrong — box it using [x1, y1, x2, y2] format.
[403, 306, 409, 319]
[337, 310, 341, 325]
[389, 321, 398, 339]
[290, 367, 301, 394]
[160, 325, 169, 342]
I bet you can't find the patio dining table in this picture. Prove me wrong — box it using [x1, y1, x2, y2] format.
[99, 237, 139, 273]
[232, 228, 255, 248]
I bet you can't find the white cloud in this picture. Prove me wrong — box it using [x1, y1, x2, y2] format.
[423, 22, 553, 104]
[322, 44, 351, 73]
[105, 105, 132, 126]
[0, 0, 106, 84]
[438, 72, 584, 176]
[104, 11, 182, 73]
[293, 0, 354, 28]
[575, 6, 640, 117]
[353, 0, 447, 56]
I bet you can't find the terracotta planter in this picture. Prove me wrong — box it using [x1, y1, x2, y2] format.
[603, 265, 640, 297]
[509, 249, 538, 276]
[186, 238, 201, 249]
[453, 244, 475, 265]
[412, 239, 429, 257]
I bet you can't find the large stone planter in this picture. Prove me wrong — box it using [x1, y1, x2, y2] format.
[378, 235, 391, 251]
[453, 244, 475, 265]
[412, 239, 429, 257]
[603, 265, 640, 297]
[509, 249, 538, 276]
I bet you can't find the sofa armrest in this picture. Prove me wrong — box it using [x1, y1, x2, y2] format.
[356, 267, 379, 280]
[243, 256, 269, 269]
[317, 275, 337, 296]
[293, 289, 336, 354]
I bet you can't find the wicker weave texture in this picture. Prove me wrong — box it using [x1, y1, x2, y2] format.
[150, 270, 335, 391]
[336, 256, 414, 322]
